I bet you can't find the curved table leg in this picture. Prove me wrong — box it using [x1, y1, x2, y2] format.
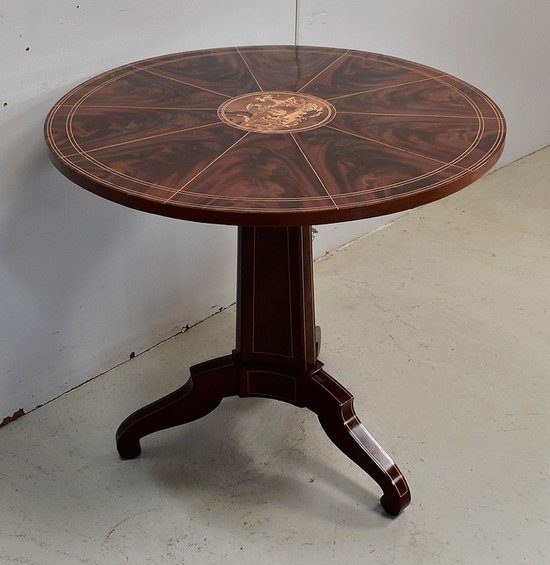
[306, 369, 411, 516]
[116, 355, 239, 459]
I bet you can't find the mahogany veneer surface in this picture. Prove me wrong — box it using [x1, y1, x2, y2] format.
[45, 46, 506, 226]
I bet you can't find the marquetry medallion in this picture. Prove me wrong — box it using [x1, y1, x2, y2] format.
[218, 91, 336, 133]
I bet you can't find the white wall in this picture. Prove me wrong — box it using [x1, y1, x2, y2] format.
[1, 1, 549, 421]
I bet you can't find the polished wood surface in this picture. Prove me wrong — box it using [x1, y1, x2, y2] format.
[45, 46, 505, 226]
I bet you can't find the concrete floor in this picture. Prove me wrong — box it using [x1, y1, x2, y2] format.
[1, 146, 549, 564]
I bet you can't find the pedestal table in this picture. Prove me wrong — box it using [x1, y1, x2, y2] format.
[45, 46, 505, 516]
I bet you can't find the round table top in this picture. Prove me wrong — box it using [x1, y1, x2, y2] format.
[45, 45, 505, 226]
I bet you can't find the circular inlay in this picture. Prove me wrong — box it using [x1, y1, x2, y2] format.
[218, 91, 336, 134]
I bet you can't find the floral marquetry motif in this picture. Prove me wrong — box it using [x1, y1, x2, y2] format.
[218, 92, 336, 134]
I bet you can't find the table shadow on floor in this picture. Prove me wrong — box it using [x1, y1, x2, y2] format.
[134, 395, 391, 527]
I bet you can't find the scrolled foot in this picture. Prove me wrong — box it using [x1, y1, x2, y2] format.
[380, 492, 410, 517]
[306, 370, 411, 517]
[116, 436, 142, 460]
[115, 355, 238, 458]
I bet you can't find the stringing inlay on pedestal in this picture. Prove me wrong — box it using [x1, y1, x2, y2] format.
[218, 91, 336, 134]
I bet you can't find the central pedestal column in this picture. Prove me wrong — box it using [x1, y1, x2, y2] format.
[235, 226, 319, 405]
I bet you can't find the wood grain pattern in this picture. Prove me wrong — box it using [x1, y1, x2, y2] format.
[169, 132, 336, 209]
[60, 106, 220, 154]
[45, 45, 505, 226]
[237, 46, 344, 92]
[138, 50, 260, 97]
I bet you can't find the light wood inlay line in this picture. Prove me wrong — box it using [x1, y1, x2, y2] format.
[60, 120, 352, 212]
[60, 74, 193, 194]
[297, 50, 351, 93]
[299, 228, 309, 370]
[60, 82, 205, 195]
[132, 66, 233, 99]
[63, 67, 184, 193]
[128, 47, 341, 74]
[48, 111, 169, 199]
[333, 112, 499, 201]
[337, 111, 503, 120]
[437, 77, 505, 171]
[334, 166, 473, 206]
[165, 132, 251, 202]
[325, 124, 468, 170]
[326, 75, 449, 101]
[345, 421, 393, 478]
[432, 76, 485, 170]
[59, 113, 492, 214]
[251, 227, 295, 359]
[65, 122, 223, 157]
[58, 105, 220, 111]
[251, 227, 257, 355]
[57, 101, 489, 204]
[57, 109, 487, 203]
[236, 47, 264, 92]
[290, 133, 340, 209]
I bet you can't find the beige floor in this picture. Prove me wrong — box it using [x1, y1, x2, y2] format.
[1, 147, 549, 564]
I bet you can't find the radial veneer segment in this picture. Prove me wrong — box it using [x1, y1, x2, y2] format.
[79, 69, 228, 109]
[65, 125, 246, 196]
[140, 50, 261, 98]
[237, 46, 346, 92]
[293, 126, 456, 199]
[170, 132, 339, 209]
[64, 107, 219, 154]
[327, 114, 497, 170]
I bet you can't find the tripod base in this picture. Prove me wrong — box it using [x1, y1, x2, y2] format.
[116, 226, 411, 516]
[116, 354, 410, 516]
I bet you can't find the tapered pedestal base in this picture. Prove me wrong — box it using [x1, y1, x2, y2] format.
[116, 226, 411, 516]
